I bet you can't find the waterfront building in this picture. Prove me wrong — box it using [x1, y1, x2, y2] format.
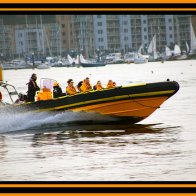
[0, 15, 194, 60]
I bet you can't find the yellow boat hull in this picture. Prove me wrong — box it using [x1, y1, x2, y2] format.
[72, 96, 168, 123]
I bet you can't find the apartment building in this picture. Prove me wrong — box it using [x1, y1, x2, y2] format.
[93, 15, 192, 54]
[0, 15, 58, 59]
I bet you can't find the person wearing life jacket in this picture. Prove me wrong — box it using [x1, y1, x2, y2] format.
[94, 80, 103, 91]
[77, 81, 83, 92]
[15, 93, 28, 104]
[27, 73, 40, 102]
[107, 79, 115, 89]
[80, 77, 92, 93]
[53, 82, 66, 98]
[66, 79, 77, 95]
[37, 85, 53, 101]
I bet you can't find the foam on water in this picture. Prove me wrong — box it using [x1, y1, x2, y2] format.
[0, 110, 117, 133]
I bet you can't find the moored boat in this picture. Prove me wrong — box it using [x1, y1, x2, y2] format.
[79, 54, 106, 67]
[0, 77, 180, 124]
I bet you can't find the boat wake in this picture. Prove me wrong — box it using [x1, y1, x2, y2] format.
[0, 110, 120, 134]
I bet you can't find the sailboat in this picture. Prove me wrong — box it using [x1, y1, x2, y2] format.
[67, 54, 80, 66]
[188, 22, 196, 59]
[79, 54, 106, 67]
[171, 44, 187, 60]
[147, 35, 159, 62]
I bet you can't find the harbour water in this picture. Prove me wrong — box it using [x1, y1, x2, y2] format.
[0, 60, 196, 181]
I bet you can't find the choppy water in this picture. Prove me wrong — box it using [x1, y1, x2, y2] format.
[0, 60, 196, 181]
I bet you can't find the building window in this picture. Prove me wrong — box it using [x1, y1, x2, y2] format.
[170, 34, 173, 38]
[98, 38, 103, 42]
[169, 26, 172, 30]
[98, 30, 103, 34]
[143, 20, 146, 24]
[62, 24, 65, 28]
[98, 22, 102, 26]
[123, 21, 128, 25]
[144, 27, 147, 32]
[124, 29, 128, 33]
[169, 18, 172, 23]
[124, 37, 128, 41]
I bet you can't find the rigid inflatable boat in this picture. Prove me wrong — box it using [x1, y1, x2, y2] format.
[0, 77, 179, 124]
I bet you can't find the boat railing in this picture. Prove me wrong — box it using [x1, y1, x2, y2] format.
[0, 81, 19, 103]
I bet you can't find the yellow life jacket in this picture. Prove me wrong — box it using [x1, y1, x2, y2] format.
[66, 86, 77, 95]
[37, 88, 52, 101]
[95, 84, 103, 91]
[81, 82, 92, 93]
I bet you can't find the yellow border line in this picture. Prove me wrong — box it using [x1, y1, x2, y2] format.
[0, 184, 196, 187]
[0, 8, 196, 11]
[1, 0, 196, 3]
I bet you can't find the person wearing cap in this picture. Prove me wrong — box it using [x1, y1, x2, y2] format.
[80, 77, 92, 93]
[66, 79, 77, 95]
[27, 73, 40, 102]
[53, 81, 66, 98]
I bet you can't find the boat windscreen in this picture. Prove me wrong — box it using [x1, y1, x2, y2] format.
[40, 78, 57, 91]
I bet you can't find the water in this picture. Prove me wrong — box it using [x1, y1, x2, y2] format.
[0, 60, 196, 181]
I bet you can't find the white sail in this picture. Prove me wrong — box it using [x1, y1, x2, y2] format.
[190, 23, 196, 52]
[165, 46, 172, 57]
[67, 54, 74, 64]
[147, 35, 156, 54]
[185, 41, 190, 53]
[74, 55, 80, 65]
[174, 44, 181, 56]
[79, 54, 89, 63]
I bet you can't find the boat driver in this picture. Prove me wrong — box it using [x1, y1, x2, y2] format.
[27, 73, 40, 102]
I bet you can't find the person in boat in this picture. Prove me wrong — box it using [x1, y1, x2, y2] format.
[113, 82, 116, 87]
[93, 80, 103, 90]
[53, 82, 66, 98]
[27, 73, 40, 102]
[107, 80, 115, 89]
[77, 81, 83, 92]
[66, 79, 77, 95]
[37, 86, 53, 101]
[15, 93, 28, 103]
[80, 77, 92, 93]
